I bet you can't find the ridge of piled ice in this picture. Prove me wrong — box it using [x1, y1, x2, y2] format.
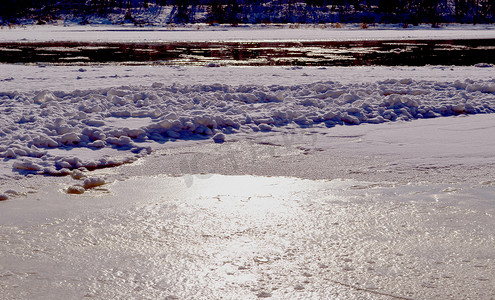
[1, 78, 495, 177]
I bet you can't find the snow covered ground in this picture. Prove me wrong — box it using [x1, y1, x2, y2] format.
[1, 26, 495, 299]
[2, 23, 495, 43]
[1, 65, 494, 182]
[2, 64, 495, 93]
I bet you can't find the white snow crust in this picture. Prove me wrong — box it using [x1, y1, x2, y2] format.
[1, 77, 495, 179]
[2, 23, 495, 43]
[2, 64, 495, 93]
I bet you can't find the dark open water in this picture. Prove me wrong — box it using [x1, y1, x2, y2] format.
[0, 39, 494, 66]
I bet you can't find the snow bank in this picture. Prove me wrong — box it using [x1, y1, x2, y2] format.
[1, 78, 495, 178]
[2, 24, 495, 43]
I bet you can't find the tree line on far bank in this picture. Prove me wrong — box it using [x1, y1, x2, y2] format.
[1, 0, 494, 25]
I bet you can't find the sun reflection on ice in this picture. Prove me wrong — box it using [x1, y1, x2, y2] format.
[1, 174, 494, 299]
[179, 174, 330, 216]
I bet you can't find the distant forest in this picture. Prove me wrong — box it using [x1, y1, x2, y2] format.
[1, 0, 494, 25]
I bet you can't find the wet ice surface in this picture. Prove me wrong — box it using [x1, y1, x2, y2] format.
[0, 175, 494, 299]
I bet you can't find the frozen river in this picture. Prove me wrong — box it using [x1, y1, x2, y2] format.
[1, 173, 494, 299]
[1, 113, 495, 299]
[1, 25, 495, 299]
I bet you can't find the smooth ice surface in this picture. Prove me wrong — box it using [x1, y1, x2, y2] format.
[0, 174, 494, 299]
